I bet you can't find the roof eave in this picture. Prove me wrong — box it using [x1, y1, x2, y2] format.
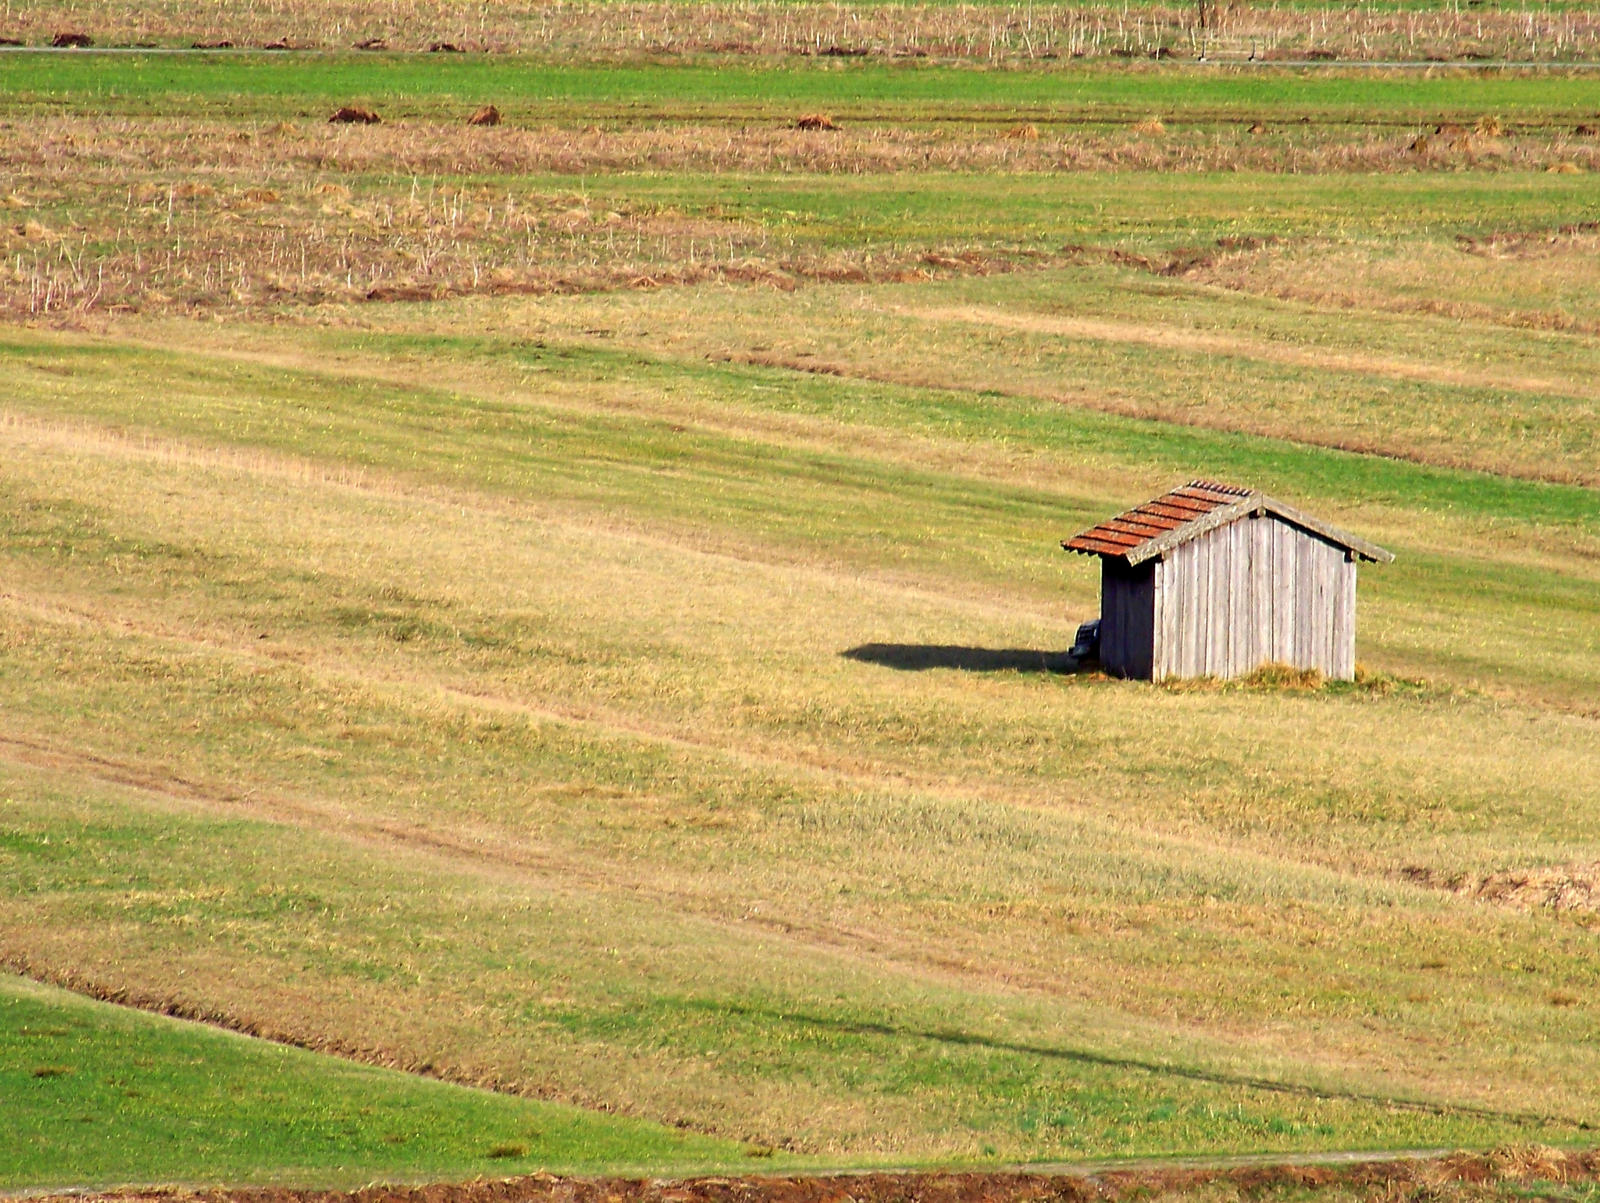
[1060, 540, 1134, 560]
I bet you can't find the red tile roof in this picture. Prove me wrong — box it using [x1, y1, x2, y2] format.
[1064, 480, 1251, 559]
[1063, 480, 1394, 565]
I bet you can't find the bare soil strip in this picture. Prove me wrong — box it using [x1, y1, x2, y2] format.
[13, 1148, 1600, 1203]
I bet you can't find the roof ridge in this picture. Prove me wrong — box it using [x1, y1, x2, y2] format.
[1184, 479, 1253, 496]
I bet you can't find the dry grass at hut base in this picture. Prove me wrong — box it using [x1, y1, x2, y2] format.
[1, 30, 1599, 1191]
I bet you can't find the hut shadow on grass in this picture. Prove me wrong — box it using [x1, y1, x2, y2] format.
[842, 643, 1083, 674]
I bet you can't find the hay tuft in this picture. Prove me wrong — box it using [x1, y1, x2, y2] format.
[328, 106, 382, 125]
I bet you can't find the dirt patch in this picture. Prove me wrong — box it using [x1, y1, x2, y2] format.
[25, 1149, 1600, 1203]
[1409, 122, 1505, 159]
[1457, 222, 1600, 258]
[1402, 863, 1600, 916]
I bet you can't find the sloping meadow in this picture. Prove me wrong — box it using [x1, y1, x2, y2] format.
[2, 47, 1599, 1181]
[0, 311, 1596, 1163]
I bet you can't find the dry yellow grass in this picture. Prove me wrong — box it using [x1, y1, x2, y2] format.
[2, 0, 1597, 61]
[400, 266, 1600, 490]
[3, 41, 1599, 1172]
[1188, 230, 1600, 335]
[0, 315, 1596, 1159]
[5, 109, 1600, 321]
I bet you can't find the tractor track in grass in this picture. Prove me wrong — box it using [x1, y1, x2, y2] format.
[708, 299, 1600, 491]
[892, 304, 1597, 402]
[717, 341, 1600, 492]
[3, 598, 1595, 1142]
[1, 698, 1595, 1140]
[1, 576, 1548, 931]
[2, 592, 1596, 1139]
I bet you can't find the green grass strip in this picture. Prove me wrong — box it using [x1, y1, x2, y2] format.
[4, 55, 1598, 121]
[0, 972, 748, 1189]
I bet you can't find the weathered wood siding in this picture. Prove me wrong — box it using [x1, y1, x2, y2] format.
[1141, 514, 1357, 680]
[1099, 558, 1155, 680]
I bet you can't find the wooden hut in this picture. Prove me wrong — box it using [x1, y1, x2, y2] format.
[1062, 481, 1393, 681]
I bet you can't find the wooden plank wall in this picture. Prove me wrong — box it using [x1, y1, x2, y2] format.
[1150, 515, 1357, 680]
[1100, 559, 1156, 679]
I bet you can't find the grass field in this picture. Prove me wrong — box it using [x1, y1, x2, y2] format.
[1, 973, 749, 1187]
[2, 27, 1599, 1194]
[11, 55, 1600, 116]
[4, 54, 1599, 329]
[5, 57, 1599, 323]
